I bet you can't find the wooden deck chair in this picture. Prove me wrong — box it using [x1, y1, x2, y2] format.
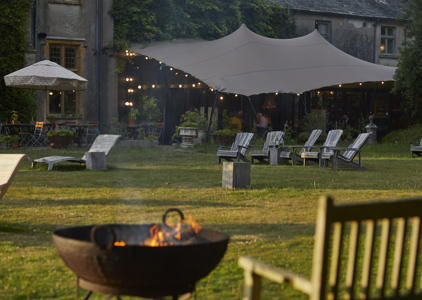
[239, 195, 422, 300]
[301, 129, 343, 166]
[0, 154, 26, 200]
[249, 131, 284, 164]
[28, 134, 120, 171]
[322, 132, 372, 171]
[217, 132, 254, 164]
[280, 129, 322, 165]
[409, 139, 422, 158]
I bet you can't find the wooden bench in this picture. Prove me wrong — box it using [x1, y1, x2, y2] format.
[0, 154, 26, 200]
[239, 195, 422, 299]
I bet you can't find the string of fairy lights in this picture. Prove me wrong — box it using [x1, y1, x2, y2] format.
[123, 50, 244, 106]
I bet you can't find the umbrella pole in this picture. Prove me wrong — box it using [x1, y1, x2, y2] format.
[44, 86, 47, 122]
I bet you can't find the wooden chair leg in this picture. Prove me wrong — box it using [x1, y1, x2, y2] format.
[243, 270, 262, 300]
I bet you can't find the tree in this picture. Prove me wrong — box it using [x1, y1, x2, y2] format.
[393, 0, 422, 120]
[0, 0, 37, 123]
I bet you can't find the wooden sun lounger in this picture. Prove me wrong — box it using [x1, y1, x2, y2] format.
[0, 154, 26, 200]
[249, 131, 284, 164]
[217, 132, 254, 164]
[28, 134, 120, 171]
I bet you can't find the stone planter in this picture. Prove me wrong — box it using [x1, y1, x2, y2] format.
[196, 129, 207, 144]
[49, 135, 73, 149]
[179, 127, 197, 148]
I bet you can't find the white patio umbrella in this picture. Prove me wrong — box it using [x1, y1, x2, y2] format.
[4, 60, 88, 122]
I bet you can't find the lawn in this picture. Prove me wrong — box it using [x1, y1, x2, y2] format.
[1, 141, 421, 299]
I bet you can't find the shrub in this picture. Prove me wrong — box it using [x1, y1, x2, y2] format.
[47, 129, 74, 137]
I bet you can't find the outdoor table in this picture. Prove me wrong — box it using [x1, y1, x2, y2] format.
[330, 147, 360, 171]
[123, 124, 141, 140]
[65, 124, 89, 148]
[268, 146, 287, 165]
[1, 124, 35, 146]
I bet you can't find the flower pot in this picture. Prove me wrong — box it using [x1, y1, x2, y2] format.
[179, 127, 197, 148]
[49, 135, 73, 149]
[10, 142, 19, 149]
[11, 120, 20, 124]
[128, 118, 136, 125]
[76, 119, 82, 125]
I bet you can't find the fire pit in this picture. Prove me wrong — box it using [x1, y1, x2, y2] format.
[53, 209, 229, 299]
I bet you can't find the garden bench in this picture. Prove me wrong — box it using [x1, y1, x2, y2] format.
[239, 195, 422, 299]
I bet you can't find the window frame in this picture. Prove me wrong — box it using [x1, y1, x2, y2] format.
[45, 38, 85, 117]
[315, 20, 332, 43]
[380, 26, 396, 56]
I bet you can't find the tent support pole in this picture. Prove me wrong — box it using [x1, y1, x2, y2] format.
[372, 81, 378, 115]
[204, 90, 219, 151]
[161, 65, 171, 144]
[247, 96, 258, 118]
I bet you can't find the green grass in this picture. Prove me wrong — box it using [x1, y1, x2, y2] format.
[1, 141, 422, 299]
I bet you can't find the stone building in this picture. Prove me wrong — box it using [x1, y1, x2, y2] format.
[25, 0, 407, 141]
[27, 0, 117, 133]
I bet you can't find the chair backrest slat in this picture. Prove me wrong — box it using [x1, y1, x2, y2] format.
[231, 133, 253, 155]
[262, 131, 284, 151]
[342, 133, 372, 161]
[321, 129, 343, 153]
[299, 129, 323, 155]
[312, 196, 422, 300]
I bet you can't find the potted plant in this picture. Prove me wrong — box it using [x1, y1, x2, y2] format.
[195, 110, 208, 143]
[212, 128, 235, 145]
[176, 110, 198, 148]
[47, 129, 74, 149]
[128, 108, 139, 125]
[0, 135, 11, 148]
[11, 110, 19, 124]
[140, 96, 162, 138]
[9, 135, 20, 149]
[76, 107, 84, 125]
[47, 115, 57, 125]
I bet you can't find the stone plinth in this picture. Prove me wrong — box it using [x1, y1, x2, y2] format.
[222, 162, 250, 189]
[269, 147, 282, 165]
[85, 152, 106, 171]
[365, 115, 378, 144]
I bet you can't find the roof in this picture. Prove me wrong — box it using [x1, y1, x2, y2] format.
[272, 0, 405, 20]
[130, 24, 396, 96]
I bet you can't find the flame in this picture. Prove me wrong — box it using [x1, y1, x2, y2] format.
[112, 215, 202, 248]
[114, 240, 126, 247]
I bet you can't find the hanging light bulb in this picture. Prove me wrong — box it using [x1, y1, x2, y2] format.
[138, 85, 142, 89]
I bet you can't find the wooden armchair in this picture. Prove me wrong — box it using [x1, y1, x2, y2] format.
[249, 131, 284, 164]
[217, 132, 254, 164]
[409, 139, 422, 158]
[239, 195, 422, 299]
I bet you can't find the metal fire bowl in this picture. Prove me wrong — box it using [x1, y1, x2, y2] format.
[53, 224, 229, 298]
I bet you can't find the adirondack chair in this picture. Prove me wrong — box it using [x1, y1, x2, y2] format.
[217, 132, 254, 164]
[279, 129, 322, 166]
[301, 129, 343, 166]
[0, 154, 26, 200]
[322, 132, 372, 171]
[249, 131, 284, 164]
[239, 195, 422, 300]
[28, 134, 120, 171]
[409, 139, 422, 158]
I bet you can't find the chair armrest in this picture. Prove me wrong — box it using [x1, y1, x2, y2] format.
[238, 144, 251, 150]
[238, 256, 312, 296]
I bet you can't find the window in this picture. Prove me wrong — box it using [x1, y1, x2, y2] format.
[315, 21, 331, 42]
[380, 26, 395, 55]
[46, 39, 84, 117]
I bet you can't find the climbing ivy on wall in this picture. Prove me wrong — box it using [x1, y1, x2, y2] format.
[111, 0, 296, 47]
[0, 0, 37, 123]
